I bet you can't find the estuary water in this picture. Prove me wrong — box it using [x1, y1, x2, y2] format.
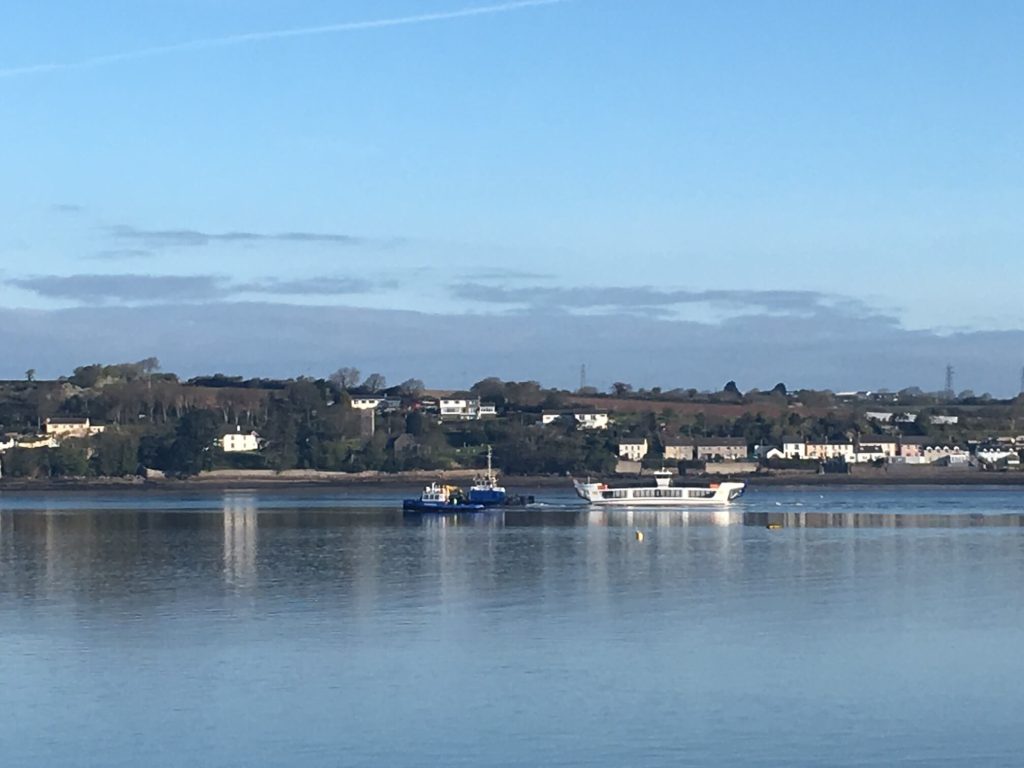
[3, 485, 1024, 767]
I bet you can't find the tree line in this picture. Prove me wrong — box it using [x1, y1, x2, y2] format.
[2, 359, 1021, 480]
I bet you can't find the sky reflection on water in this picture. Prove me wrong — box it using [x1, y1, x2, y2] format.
[2, 487, 1024, 767]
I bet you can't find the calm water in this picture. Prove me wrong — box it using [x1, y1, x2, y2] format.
[3, 485, 1024, 767]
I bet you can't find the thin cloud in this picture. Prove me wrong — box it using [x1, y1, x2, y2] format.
[0, 0, 570, 79]
[7, 273, 396, 303]
[448, 283, 868, 316]
[465, 267, 555, 281]
[51, 203, 84, 214]
[108, 225, 363, 249]
[8, 274, 223, 302]
[237, 277, 399, 295]
[91, 248, 154, 261]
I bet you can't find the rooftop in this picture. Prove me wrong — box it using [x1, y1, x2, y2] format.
[696, 437, 748, 447]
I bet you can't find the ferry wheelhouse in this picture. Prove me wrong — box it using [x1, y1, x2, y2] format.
[573, 471, 745, 506]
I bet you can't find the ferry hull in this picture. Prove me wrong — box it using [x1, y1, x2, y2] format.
[573, 480, 745, 506]
[578, 496, 739, 507]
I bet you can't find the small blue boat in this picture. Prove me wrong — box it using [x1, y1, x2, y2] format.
[467, 446, 507, 507]
[403, 482, 487, 513]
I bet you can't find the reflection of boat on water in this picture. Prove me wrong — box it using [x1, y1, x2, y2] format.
[403, 482, 486, 513]
[573, 471, 745, 506]
[404, 510, 505, 528]
[585, 508, 741, 527]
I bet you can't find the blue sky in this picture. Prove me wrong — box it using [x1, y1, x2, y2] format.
[1, 0, 1022, 392]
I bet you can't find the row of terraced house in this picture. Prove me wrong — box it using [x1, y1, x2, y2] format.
[616, 435, 1024, 467]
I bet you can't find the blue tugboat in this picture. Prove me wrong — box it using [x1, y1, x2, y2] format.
[467, 446, 507, 507]
[403, 482, 487, 513]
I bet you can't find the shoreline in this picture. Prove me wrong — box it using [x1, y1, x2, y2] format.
[2, 469, 1024, 493]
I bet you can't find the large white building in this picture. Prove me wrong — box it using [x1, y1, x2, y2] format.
[221, 430, 261, 453]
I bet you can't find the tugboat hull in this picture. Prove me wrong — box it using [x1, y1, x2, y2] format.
[467, 488, 507, 506]
[402, 500, 487, 513]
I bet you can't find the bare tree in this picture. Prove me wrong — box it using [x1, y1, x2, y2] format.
[329, 367, 361, 389]
[139, 357, 161, 375]
[362, 373, 387, 392]
[25, 369, 36, 382]
[398, 378, 425, 396]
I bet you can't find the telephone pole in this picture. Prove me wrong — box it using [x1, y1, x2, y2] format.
[944, 364, 955, 400]
[579, 363, 587, 393]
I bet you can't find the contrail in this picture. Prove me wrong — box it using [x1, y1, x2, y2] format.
[0, 0, 569, 79]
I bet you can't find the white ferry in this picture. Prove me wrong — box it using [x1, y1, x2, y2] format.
[573, 471, 745, 506]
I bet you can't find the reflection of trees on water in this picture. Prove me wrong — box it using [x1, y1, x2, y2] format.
[222, 494, 258, 588]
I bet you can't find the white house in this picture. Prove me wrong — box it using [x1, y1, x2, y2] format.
[857, 437, 899, 460]
[16, 436, 58, 450]
[221, 430, 261, 453]
[663, 437, 696, 461]
[351, 395, 387, 410]
[865, 411, 895, 423]
[694, 438, 748, 462]
[866, 412, 918, 424]
[837, 391, 873, 400]
[618, 439, 649, 461]
[542, 411, 609, 429]
[921, 443, 970, 464]
[574, 412, 609, 430]
[930, 415, 960, 425]
[854, 448, 888, 463]
[977, 448, 1020, 466]
[44, 417, 106, 439]
[805, 441, 856, 462]
[440, 398, 497, 420]
[782, 440, 807, 460]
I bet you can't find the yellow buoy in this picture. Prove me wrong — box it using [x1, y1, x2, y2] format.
[767, 522, 782, 530]
[635, 530, 644, 542]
